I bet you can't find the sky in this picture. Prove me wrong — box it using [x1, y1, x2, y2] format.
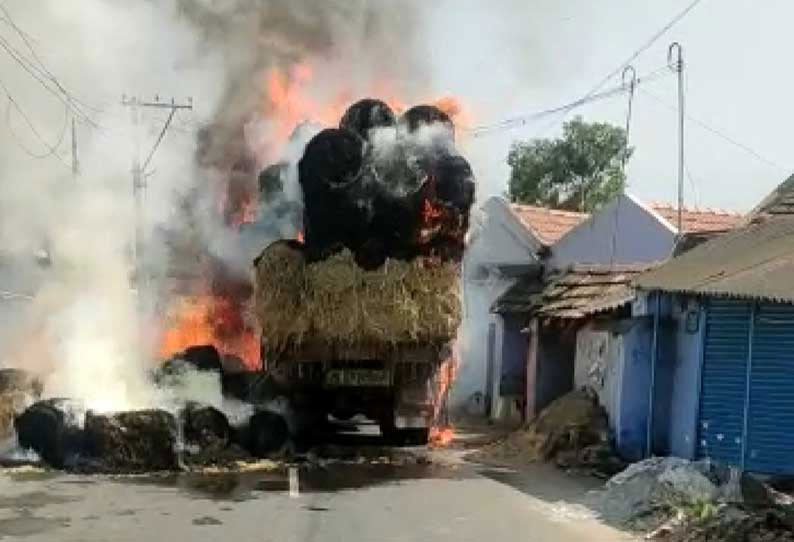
[1, 0, 792, 213]
[436, 0, 793, 212]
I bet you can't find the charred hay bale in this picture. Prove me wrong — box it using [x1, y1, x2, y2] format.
[220, 354, 248, 374]
[221, 372, 281, 404]
[159, 344, 223, 377]
[400, 105, 454, 139]
[299, 128, 364, 192]
[14, 399, 85, 468]
[299, 128, 372, 258]
[433, 153, 476, 213]
[181, 403, 231, 449]
[237, 410, 289, 457]
[84, 410, 177, 472]
[340, 98, 396, 140]
[182, 345, 223, 372]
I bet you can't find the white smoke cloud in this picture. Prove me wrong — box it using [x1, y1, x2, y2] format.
[0, 0, 447, 412]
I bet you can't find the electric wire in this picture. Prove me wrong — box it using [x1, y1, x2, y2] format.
[467, 66, 671, 137]
[637, 87, 789, 173]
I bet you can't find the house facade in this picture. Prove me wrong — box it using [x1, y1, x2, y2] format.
[636, 181, 794, 474]
[488, 194, 740, 445]
[450, 196, 586, 420]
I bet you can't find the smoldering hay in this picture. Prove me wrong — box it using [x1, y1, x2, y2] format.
[297, 99, 475, 269]
[254, 99, 473, 353]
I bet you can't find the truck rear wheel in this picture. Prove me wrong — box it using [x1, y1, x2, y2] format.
[400, 428, 429, 445]
[379, 419, 429, 446]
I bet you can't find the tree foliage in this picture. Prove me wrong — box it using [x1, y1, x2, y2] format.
[507, 117, 632, 212]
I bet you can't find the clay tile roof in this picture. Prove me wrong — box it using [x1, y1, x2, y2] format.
[493, 263, 658, 317]
[649, 203, 742, 234]
[509, 204, 588, 246]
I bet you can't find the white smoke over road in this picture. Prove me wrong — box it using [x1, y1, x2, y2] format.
[0, 0, 543, 412]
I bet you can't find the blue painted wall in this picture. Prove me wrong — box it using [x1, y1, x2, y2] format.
[615, 318, 652, 461]
[667, 295, 705, 460]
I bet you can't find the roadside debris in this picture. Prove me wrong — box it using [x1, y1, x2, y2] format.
[588, 456, 794, 541]
[470, 389, 625, 477]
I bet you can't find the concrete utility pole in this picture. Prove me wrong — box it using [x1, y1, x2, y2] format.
[71, 118, 80, 178]
[668, 43, 685, 235]
[120, 95, 192, 293]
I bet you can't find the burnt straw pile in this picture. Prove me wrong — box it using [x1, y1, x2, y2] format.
[10, 345, 289, 472]
[294, 98, 474, 269]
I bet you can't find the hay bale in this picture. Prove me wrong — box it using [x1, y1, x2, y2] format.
[14, 399, 85, 468]
[254, 245, 460, 352]
[235, 410, 289, 457]
[84, 410, 177, 472]
[0, 392, 32, 439]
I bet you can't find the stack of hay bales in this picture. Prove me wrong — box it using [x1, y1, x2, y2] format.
[254, 241, 460, 355]
[0, 369, 42, 439]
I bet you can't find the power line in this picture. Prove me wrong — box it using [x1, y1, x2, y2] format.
[466, 66, 671, 137]
[0, 6, 99, 126]
[582, 0, 705, 99]
[475, 1, 704, 141]
[637, 87, 789, 173]
[1, 78, 69, 164]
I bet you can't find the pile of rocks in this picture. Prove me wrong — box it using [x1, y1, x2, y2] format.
[588, 456, 794, 541]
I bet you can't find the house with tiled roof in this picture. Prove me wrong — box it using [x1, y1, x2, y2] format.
[451, 197, 587, 420]
[484, 192, 743, 454]
[549, 194, 741, 268]
[456, 192, 741, 425]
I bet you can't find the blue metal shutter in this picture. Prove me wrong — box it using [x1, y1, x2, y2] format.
[697, 299, 751, 465]
[745, 303, 794, 474]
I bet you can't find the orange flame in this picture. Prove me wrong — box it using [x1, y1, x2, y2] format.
[429, 354, 457, 448]
[296, 231, 305, 244]
[159, 296, 259, 370]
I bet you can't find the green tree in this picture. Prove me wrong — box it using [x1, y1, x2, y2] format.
[507, 117, 632, 212]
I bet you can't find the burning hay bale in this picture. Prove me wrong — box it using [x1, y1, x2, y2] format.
[84, 410, 178, 472]
[339, 98, 396, 140]
[254, 242, 460, 353]
[14, 399, 85, 468]
[297, 99, 474, 269]
[161, 344, 223, 374]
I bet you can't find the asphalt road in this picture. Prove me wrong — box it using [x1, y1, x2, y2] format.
[0, 459, 634, 542]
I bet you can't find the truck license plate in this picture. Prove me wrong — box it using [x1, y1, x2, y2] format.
[325, 369, 390, 387]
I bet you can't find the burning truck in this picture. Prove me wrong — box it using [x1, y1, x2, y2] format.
[6, 98, 473, 471]
[251, 98, 474, 443]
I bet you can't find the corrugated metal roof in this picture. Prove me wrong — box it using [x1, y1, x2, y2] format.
[750, 174, 794, 217]
[493, 263, 656, 318]
[635, 216, 794, 303]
